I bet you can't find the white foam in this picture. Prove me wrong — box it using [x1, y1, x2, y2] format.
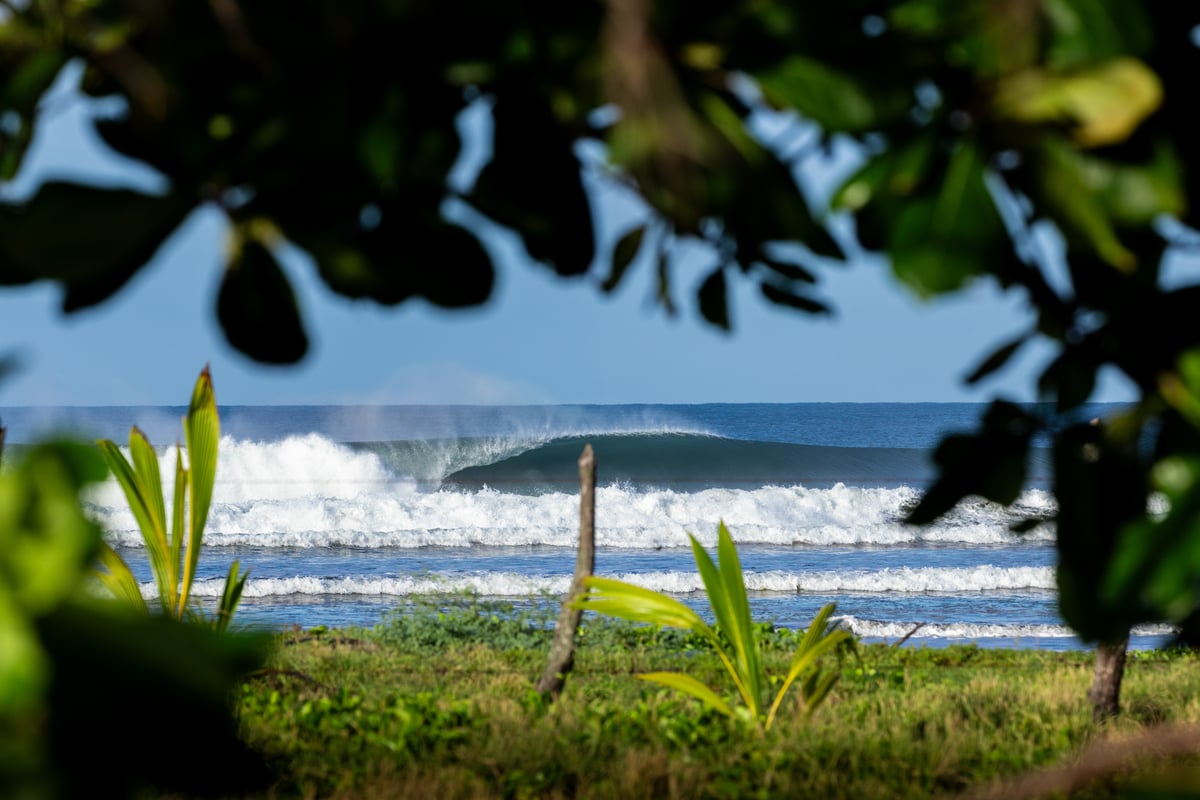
[834, 616, 1177, 640]
[95, 474, 1055, 550]
[144, 565, 1054, 599]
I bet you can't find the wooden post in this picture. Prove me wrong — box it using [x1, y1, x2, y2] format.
[535, 444, 596, 699]
[0, 419, 6, 469]
[1090, 635, 1129, 721]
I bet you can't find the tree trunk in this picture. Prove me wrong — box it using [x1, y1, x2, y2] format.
[1089, 635, 1129, 721]
[535, 444, 596, 699]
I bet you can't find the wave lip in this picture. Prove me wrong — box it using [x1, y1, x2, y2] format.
[443, 433, 947, 491]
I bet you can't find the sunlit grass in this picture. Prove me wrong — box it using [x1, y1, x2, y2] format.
[236, 601, 1200, 798]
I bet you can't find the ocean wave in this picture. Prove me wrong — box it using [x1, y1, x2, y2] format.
[834, 616, 1177, 640]
[96, 482, 1054, 549]
[143, 565, 1054, 599]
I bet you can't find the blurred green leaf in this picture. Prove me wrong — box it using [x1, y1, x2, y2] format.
[698, 268, 730, 330]
[758, 255, 816, 285]
[757, 55, 909, 133]
[965, 334, 1028, 385]
[832, 133, 939, 253]
[0, 183, 192, 311]
[886, 141, 1009, 296]
[1078, 144, 1184, 227]
[0, 50, 67, 180]
[1054, 423, 1148, 642]
[656, 247, 677, 316]
[0, 441, 106, 713]
[1038, 352, 1098, 412]
[38, 602, 271, 797]
[995, 58, 1161, 148]
[217, 238, 309, 364]
[602, 225, 646, 293]
[472, 89, 594, 275]
[760, 282, 829, 315]
[1104, 456, 1200, 623]
[907, 401, 1038, 524]
[0, 352, 20, 385]
[406, 222, 496, 308]
[1041, 0, 1152, 69]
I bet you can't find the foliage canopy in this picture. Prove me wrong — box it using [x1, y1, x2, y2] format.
[5, 2, 1200, 653]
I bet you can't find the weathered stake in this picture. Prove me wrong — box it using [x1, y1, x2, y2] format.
[535, 444, 596, 699]
[1089, 635, 1129, 721]
[0, 419, 6, 469]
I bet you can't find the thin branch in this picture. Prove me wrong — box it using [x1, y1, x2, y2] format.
[892, 623, 925, 648]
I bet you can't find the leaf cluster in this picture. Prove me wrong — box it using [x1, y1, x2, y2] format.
[93, 367, 248, 631]
[7, 1, 1200, 651]
[573, 522, 851, 730]
[243, 614, 1200, 799]
[0, 440, 270, 798]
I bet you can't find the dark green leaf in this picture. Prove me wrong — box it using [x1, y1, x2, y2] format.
[1030, 137, 1135, 271]
[760, 282, 829, 315]
[407, 223, 495, 308]
[1038, 353, 1097, 412]
[1042, 0, 1152, 69]
[0, 183, 193, 311]
[758, 255, 817, 285]
[38, 604, 271, 797]
[217, 240, 309, 364]
[965, 334, 1028, 385]
[1103, 457, 1200, 624]
[1009, 518, 1044, 535]
[886, 142, 1009, 296]
[472, 90, 594, 276]
[1053, 423, 1148, 641]
[602, 226, 646, 293]
[833, 132, 941, 257]
[0, 352, 20, 385]
[756, 55, 909, 133]
[0, 51, 67, 180]
[698, 268, 730, 330]
[906, 401, 1038, 524]
[656, 247, 677, 316]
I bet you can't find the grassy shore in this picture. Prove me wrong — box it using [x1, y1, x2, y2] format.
[236, 598, 1200, 798]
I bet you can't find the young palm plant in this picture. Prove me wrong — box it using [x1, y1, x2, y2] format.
[93, 368, 248, 632]
[573, 522, 850, 730]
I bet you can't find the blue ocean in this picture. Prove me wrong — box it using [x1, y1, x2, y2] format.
[3, 402, 1171, 649]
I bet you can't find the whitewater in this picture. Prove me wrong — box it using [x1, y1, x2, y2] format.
[3, 402, 1163, 649]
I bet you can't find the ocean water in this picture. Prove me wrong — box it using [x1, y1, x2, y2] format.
[2, 403, 1171, 649]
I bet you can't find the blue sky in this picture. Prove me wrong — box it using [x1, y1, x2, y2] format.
[0, 69, 1140, 407]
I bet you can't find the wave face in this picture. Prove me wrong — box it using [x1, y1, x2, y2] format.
[440, 434, 962, 492]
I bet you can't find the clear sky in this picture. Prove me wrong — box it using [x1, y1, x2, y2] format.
[0, 68, 1140, 407]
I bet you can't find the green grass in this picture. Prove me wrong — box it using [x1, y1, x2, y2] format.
[235, 598, 1200, 799]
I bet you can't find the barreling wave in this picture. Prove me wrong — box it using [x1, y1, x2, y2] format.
[83, 430, 1047, 497]
[85, 431, 1055, 549]
[151, 564, 1054, 599]
[442, 433, 956, 491]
